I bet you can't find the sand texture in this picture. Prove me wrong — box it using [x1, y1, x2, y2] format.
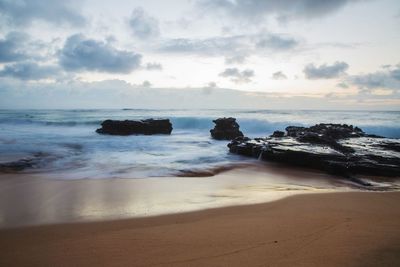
[1, 191, 399, 266]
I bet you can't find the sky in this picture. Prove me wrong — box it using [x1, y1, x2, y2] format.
[0, 0, 399, 109]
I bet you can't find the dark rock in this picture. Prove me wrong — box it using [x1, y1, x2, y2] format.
[271, 130, 285, 138]
[228, 124, 400, 182]
[286, 126, 307, 137]
[286, 123, 370, 139]
[0, 159, 35, 172]
[308, 123, 365, 138]
[210, 117, 244, 140]
[296, 132, 355, 154]
[377, 142, 400, 152]
[285, 123, 376, 154]
[0, 153, 50, 173]
[96, 119, 173, 135]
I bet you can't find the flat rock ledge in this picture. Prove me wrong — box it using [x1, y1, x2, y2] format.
[96, 119, 173, 135]
[228, 123, 400, 183]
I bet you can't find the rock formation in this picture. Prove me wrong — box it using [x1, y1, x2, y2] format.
[228, 123, 400, 183]
[210, 117, 244, 140]
[96, 119, 173, 135]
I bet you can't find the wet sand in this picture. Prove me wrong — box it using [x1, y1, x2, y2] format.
[0, 165, 349, 228]
[0, 165, 399, 266]
[0, 191, 399, 266]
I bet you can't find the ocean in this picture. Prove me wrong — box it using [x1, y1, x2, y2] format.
[0, 109, 399, 179]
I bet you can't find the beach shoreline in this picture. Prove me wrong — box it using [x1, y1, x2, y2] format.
[0, 164, 361, 228]
[1, 191, 400, 266]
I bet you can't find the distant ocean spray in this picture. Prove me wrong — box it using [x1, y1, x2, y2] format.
[0, 109, 399, 179]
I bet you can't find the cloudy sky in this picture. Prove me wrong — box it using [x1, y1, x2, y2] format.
[0, 0, 399, 109]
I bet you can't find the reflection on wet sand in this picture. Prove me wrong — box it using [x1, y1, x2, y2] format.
[0, 164, 361, 228]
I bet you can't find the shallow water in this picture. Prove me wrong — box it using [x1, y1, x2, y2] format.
[0, 109, 399, 179]
[0, 165, 355, 228]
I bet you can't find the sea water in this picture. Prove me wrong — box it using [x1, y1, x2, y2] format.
[0, 109, 399, 179]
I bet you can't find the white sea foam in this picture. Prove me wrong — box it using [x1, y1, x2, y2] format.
[0, 109, 399, 179]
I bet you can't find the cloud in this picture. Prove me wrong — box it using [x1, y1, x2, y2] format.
[197, 0, 360, 22]
[304, 61, 349, 79]
[202, 82, 217, 94]
[0, 32, 30, 62]
[0, 62, 60, 80]
[145, 62, 163, 71]
[351, 73, 387, 89]
[128, 7, 160, 39]
[0, 31, 52, 63]
[256, 34, 298, 50]
[159, 36, 246, 55]
[219, 68, 254, 83]
[272, 71, 288, 80]
[347, 64, 400, 91]
[391, 66, 400, 81]
[1, 79, 398, 110]
[59, 34, 142, 73]
[207, 81, 217, 88]
[336, 82, 349, 88]
[225, 55, 247, 64]
[0, 0, 85, 26]
[158, 32, 299, 56]
[142, 80, 152, 87]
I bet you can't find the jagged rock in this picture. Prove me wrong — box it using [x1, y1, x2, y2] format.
[210, 117, 244, 140]
[271, 130, 285, 138]
[286, 123, 370, 139]
[286, 126, 307, 137]
[96, 119, 173, 135]
[284, 123, 381, 154]
[228, 124, 400, 181]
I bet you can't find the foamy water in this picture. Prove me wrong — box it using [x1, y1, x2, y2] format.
[0, 109, 399, 179]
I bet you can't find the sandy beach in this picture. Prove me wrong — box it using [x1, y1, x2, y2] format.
[1, 0, 399, 265]
[1, 165, 399, 266]
[1, 191, 399, 266]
